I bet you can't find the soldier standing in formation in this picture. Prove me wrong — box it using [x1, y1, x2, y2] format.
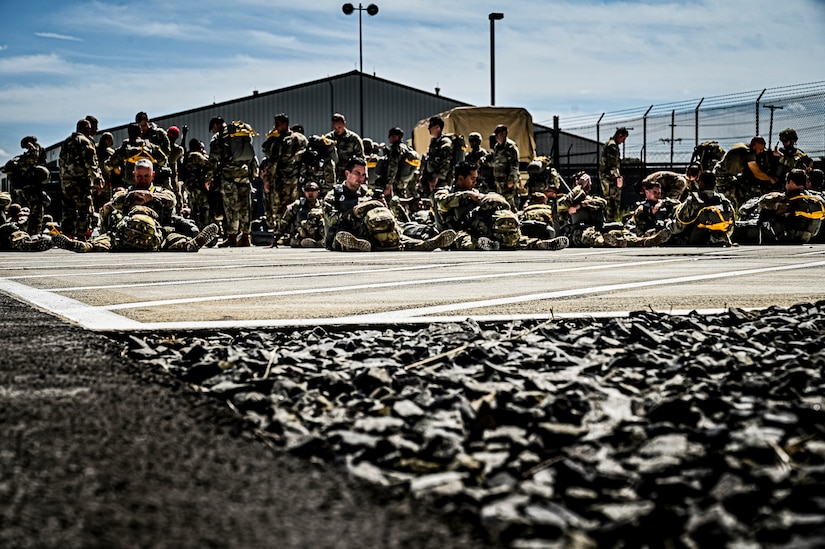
[599, 127, 628, 222]
[423, 116, 453, 196]
[326, 113, 364, 184]
[209, 116, 258, 247]
[262, 113, 308, 242]
[181, 139, 214, 235]
[384, 126, 419, 199]
[58, 119, 104, 240]
[490, 124, 521, 210]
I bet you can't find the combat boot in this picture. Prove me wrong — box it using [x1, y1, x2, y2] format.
[236, 232, 252, 247]
[52, 233, 92, 253]
[413, 229, 457, 251]
[335, 231, 371, 252]
[476, 236, 500, 251]
[300, 238, 321, 248]
[601, 231, 626, 248]
[185, 223, 220, 252]
[218, 233, 238, 248]
[643, 228, 672, 247]
[536, 236, 569, 251]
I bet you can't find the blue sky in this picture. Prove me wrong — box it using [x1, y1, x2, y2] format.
[1, 0, 823, 165]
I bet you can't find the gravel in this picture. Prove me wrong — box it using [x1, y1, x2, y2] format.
[111, 302, 825, 548]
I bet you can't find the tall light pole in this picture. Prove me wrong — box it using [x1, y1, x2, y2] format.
[342, 3, 379, 136]
[489, 12, 504, 106]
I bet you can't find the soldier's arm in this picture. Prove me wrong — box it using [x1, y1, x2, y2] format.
[747, 160, 775, 183]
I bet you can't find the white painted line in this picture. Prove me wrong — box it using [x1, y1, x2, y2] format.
[0, 278, 143, 331]
[50, 262, 471, 291]
[99, 258, 692, 311]
[347, 259, 825, 321]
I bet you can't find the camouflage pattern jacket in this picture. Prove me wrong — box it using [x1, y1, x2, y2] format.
[322, 183, 368, 248]
[326, 129, 364, 182]
[491, 138, 520, 184]
[264, 128, 308, 180]
[599, 138, 621, 181]
[757, 188, 825, 243]
[426, 134, 453, 184]
[59, 131, 102, 183]
[181, 150, 214, 193]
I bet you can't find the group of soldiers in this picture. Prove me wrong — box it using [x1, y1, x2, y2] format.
[1, 110, 823, 253]
[593, 126, 824, 247]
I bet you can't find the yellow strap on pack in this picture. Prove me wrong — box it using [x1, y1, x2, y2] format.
[789, 194, 825, 220]
[695, 206, 732, 232]
[404, 157, 421, 168]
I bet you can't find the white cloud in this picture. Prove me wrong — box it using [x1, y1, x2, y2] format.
[34, 32, 82, 42]
[0, 54, 81, 75]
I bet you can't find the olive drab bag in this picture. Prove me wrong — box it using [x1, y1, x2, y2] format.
[114, 205, 163, 251]
[472, 192, 521, 248]
[443, 133, 466, 168]
[226, 121, 258, 164]
[691, 141, 725, 173]
[364, 205, 400, 249]
[397, 146, 421, 184]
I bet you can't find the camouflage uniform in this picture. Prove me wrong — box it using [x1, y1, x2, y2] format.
[640, 171, 687, 201]
[598, 137, 622, 221]
[302, 135, 338, 195]
[263, 127, 308, 228]
[525, 156, 566, 195]
[59, 130, 102, 239]
[107, 138, 169, 188]
[4, 142, 49, 236]
[425, 134, 454, 191]
[743, 189, 825, 244]
[279, 196, 325, 247]
[323, 183, 369, 250]
[181, 149, 214, 231]
[630, 197, 680, 236]
[557, 186, 663, 248]
[671, 190, 735, 246]
[326, 128, 364, 184]
[96, 140, 117, 212]
[209, 124, 257, 239]
[490, 138, 521, 208]
[386, 141, 420, 198]
[167, 141, 185, 210]
[0, 222, 52, 252]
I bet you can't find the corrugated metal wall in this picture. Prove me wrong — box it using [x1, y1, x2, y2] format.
[71, 71, 472, 161]
[41, 70, 596, 172]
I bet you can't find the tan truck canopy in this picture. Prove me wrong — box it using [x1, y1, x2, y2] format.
[413, 106, 536, 163]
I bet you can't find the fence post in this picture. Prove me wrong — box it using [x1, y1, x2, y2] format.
[755, 88, 766, 135]
[695, 97, 704, 148]
[596, 113, 604, 176]
[553, 115, 560, 167]
[643, 105, 653, 169]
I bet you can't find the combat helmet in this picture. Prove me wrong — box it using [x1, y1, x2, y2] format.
[779, 128, 798, 143]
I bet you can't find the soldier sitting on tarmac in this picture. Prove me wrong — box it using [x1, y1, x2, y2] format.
[275, 180, 326, 248]
[670, 171, 735, 247]
[734, 169, 824, 245]
[0, 193, 53, 251]
[557, 171, 671, 248]
[53, 159, 218, 253]
[628, 179, 680, 237]
[434, 161, 569, 251]
[323, 157, 456, 252]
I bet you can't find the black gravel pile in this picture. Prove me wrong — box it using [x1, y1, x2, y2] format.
[117, 303, 825, 548]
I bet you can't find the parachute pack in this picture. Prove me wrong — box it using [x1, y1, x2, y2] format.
[226, 121, 258, 164]
[397, 146, 421, 183]
[691, 141, 725, 172]
[472, 192, 521, 248]
[443, 133, 466, 168]
[362, 203, 401, 250]
[114, 206, 163, 251]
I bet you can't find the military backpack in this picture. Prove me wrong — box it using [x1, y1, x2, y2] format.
[225, 121, 258, 164]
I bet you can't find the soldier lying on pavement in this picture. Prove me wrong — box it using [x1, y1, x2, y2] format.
[53, 159, 218, 253]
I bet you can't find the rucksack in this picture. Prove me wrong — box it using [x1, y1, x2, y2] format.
[397, 146, 421, 183]
[443, 133, 466, 168]
[363, 205, 400, 249]
[691, 141, 725, 172]
[226, 121, 258, 164]
[115, 206, 162, 251]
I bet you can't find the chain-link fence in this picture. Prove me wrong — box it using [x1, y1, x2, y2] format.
[550, 81, 825, 171]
